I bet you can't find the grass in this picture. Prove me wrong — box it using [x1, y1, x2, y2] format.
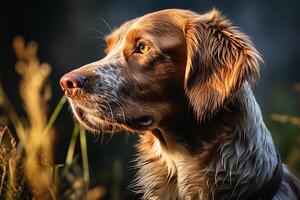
[80, 127, 90, 186]
[0, 35, 298, 199]
[0, 126, 24, 199]
[42, 95, 67, 137]
[0, 36, 104, 199]
[270, 83, 300, 176]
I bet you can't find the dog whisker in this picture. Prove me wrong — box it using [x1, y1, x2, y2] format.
[96, 16, 112, 32]
[90, 27, 106, 37]
[60, 8, 300, 199]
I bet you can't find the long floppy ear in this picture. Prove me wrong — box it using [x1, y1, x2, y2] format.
[184, 9, 262, 120]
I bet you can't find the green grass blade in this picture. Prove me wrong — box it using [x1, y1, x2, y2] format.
[79, 127, 90, 186]
[42, 95, 67, 137]
[58, 125, 80, 185]
[65, 125, 80, 165]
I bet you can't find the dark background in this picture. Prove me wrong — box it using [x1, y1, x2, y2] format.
[1, 0, 299, 199]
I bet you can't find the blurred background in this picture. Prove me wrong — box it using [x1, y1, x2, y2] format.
[0, 0, 299, 199]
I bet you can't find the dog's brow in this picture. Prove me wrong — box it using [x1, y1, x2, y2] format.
[60, 9, 299, 200]
[104, 22, 133, 54]
[104, 32, 120, 54]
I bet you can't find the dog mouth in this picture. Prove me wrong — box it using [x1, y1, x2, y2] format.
[69, 100, 155, 133]
[71, 104, 121, 133]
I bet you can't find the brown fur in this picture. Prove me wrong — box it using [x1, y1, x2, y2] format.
[184, 9, 261, 120]
[60, 9, 300, 199]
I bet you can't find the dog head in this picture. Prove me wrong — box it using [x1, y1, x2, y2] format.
[60, 9, 261, 133]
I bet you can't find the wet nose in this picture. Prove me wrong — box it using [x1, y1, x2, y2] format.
[60, 71, 87, 98]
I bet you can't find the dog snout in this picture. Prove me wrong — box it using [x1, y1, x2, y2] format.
[60, 70, 87, 98]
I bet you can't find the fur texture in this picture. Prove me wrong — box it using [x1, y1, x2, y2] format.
[60, 9, 300, 199]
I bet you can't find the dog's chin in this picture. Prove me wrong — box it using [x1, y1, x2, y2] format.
[72, 106, 116, 133]
[69, 103, 120, 133]
[70, 102, 156, 133]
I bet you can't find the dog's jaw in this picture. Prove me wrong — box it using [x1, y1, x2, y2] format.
[59, 8, 300, 199]
[132, 84, 280, 199]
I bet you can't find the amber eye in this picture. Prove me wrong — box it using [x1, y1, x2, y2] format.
[138, 43, 150, 54]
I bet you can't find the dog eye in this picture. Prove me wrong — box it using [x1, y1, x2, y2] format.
[138, 43, 150, 54]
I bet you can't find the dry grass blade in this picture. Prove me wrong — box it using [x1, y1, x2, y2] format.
[0, 82, 26, 146]
[1, 35, 104, 199]
[271, 114, 300, 128]
[294, 82, 300, 93]
[13, 36, 55, 198]
[0, 127, 24, 199]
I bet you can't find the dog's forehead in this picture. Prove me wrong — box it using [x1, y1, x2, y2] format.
[105, 18, 137, 45]
[104, 9, 198, 54]
[106, 9, 195, 40]
[132, 9, 196, 30]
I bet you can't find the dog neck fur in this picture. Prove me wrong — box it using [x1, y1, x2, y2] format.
[132, 83, 278, 200]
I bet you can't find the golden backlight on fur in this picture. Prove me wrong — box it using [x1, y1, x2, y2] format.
[184, 9, 262, 120]
[61, 9, 300, 200]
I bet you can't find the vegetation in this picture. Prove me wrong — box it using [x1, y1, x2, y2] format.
[0, 36, 105, 199]
[0, 36, 298, 199]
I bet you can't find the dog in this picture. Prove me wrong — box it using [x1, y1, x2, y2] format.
[60, 9, 300, 200]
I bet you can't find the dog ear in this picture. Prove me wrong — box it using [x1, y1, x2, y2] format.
[184, 9, 262, 120]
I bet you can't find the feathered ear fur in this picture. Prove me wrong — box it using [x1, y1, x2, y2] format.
[184, 9, 262, 120]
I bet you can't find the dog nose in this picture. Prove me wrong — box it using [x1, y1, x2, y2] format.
[60, 71, 87, 98]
